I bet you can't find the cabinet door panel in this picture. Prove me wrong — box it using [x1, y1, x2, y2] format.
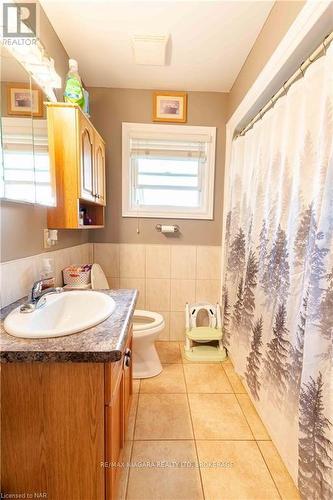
[94, 135, 106, 206]
[105, 374, 123, 500]
[79, 116, 95, 202]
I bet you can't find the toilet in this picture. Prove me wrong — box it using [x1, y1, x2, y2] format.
[91, 264, 164, 379]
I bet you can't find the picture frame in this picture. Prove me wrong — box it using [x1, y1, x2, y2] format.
[7, 82, 43, 117]
[153, 91, 187, 123]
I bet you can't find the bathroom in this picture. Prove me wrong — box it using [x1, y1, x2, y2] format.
[0, 0, 332, 499]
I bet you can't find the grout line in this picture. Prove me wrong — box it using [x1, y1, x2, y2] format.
[181, 360, 206, 500]
[254, 440, 283, 500]
[131, 437, 259, 442]
[232, 391, 256, 442]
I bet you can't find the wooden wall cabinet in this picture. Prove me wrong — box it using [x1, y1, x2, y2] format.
[1, 331, 133, 500]
[46, 103, 106, 229]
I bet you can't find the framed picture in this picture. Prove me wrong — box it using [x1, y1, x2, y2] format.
[7, 83, 43, 117]
[153, 91, 187, 123]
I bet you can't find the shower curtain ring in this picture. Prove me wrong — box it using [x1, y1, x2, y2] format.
[323, 36, 329, 54]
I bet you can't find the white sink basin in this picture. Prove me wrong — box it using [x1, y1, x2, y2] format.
[4, 290, 116, 339]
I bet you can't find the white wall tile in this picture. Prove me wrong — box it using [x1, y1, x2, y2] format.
[0, 243, 93, 308]
[146, 278, 170, 311]
[120, 278, 146, 309]
[156, 311, 170, 341]
[195, 279, 221, 304]
[146, 245, 171, 278]
[196, 246, 221, 279]
[170, 280, 196, 312]
[170, 312, 186, 341]
[119, 244, 146, 278]
[171, 246, 196, 279]
[94, 243, 119, 277]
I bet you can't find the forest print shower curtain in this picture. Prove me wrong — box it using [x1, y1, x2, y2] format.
[222, 42, 333, 499]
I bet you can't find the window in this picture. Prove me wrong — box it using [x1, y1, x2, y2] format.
[122, 123, 216, 219]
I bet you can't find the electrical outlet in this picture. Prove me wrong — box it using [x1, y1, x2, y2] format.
[44, 229, 52, 249]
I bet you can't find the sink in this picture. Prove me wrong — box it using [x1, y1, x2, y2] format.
[4, 290, 116, 339]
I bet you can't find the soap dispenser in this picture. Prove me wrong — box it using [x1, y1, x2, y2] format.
[40, 257, 56, 290]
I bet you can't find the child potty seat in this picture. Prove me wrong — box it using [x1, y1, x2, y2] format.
[188, 303, 218, 329]
[184, 302, 227, 362]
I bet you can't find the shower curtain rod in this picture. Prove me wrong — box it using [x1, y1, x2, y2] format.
[237, 30, 333, 138]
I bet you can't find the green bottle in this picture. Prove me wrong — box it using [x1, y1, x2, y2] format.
[64, 59, 85, 109]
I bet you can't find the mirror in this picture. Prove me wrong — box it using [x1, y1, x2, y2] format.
[0, 46, 55, 206]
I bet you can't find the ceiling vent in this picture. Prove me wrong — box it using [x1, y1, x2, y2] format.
[132, 34, 169, 66]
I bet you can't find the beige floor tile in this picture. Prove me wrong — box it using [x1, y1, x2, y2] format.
[184, 364, 233, 393]
[197, 440, 280, 500]
[135, 394, 193, 440]
[127, 440, 203, 500]
[236, 394, 270, 440]
[223, 363, 247, 393]
[126, 394, 138, 441]
[189, 394, 253, 440]
[258, 441, 300, 500]
[133, 379, 140, 394]
[115, 439, 133, 500]
[140, 364, 186, 394]
[156, 341, 182, 363]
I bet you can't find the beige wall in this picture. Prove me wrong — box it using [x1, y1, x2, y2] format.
[227, 0, 305, 119]
[0, 3, 89, 263]
[88, 88, 228, 246]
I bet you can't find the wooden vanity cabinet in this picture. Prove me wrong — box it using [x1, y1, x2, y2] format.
[46, 103, 106, 229]
[1, 330, 133, 500]
[105, 334, 133, 498]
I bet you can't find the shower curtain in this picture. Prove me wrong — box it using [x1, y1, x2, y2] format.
[222, 41, 333, 499]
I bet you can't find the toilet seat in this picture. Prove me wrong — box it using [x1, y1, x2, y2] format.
[90, 263, 164, 378]
[133, 310, 165, 334]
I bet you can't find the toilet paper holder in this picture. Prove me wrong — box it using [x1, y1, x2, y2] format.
[156, 224, 180, 233]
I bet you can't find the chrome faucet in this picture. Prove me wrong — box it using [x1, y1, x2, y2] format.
[20, 279, 63, 313]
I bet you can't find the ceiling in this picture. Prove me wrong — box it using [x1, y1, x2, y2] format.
[41, 1, 274, 92]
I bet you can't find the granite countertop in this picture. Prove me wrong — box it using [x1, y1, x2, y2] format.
[0, 289, 138, 363]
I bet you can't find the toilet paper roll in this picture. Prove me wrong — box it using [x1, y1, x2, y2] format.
[160, 225, 177, 233]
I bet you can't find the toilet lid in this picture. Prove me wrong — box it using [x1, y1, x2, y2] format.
[133, 310, 164, 331]
[91, 263, 110, 289]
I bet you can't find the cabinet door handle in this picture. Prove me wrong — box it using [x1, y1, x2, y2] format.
[124, 354, 131, 368]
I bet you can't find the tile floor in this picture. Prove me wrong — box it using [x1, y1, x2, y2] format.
[117, 342, 300, 500]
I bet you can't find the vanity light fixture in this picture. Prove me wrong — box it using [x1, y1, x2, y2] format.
[2, 39, 61, 102]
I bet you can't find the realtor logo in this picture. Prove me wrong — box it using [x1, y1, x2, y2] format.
[3, 3, 36, 38]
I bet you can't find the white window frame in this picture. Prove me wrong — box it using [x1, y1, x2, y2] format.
[122, 122, 216, 219]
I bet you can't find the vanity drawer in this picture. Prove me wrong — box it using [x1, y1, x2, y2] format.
[104, 357, 122, 405]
